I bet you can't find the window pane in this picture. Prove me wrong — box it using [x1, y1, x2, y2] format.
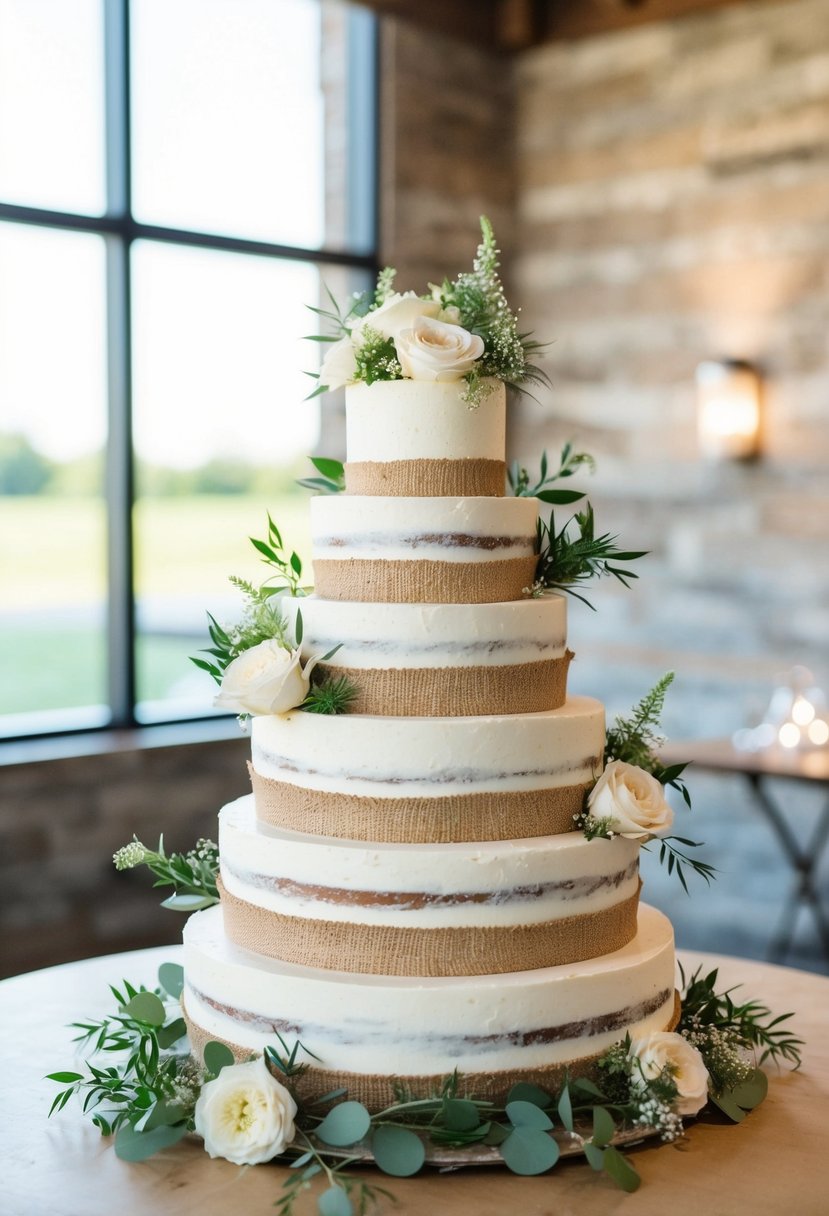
[0, 0, 105, 215]
[131, 240, 367, 722]
[131, 0, 329, 248]
[0, 223, 108, 735]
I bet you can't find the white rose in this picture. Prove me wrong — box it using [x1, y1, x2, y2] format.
[214, 639, 319, 716]
[319, 335, 357, 391]
[396, 316, 485, 382]
[352, 291, 440, 342]
[588, 759, 674, 839]
[629, 1031, 710, 1117]
[194, 1057, 297, 1165]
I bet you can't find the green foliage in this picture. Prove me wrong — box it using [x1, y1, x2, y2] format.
[647, 835, 716, 893]
[297, 456, 345, 494]
[112, 836, 219, 910]
[352, 325, 402, 386]
[508, 443, 594, 504]
[302, 674, 358, 715]
[678, 964, 803, 1073]
[605, 672, 693, 807]
[46, 966, 197, 1146]
[249, 512, 308, 597]
[534, 504, 647, 607]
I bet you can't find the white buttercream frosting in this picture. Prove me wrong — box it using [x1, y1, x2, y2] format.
[279, 595, 567, 670]
[184, 904, 676, 1075]
[218, 794, 639, 929]
[345, 379, 506, 463]
[310, 495, 537, 564]
[250, 696, 605, 798]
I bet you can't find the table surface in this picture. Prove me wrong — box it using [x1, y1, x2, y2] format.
[661, 738, 829, 782]
[3, 946, 827, 1216]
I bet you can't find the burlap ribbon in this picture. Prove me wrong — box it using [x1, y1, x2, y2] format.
[314, 650, 572, 717]
[184, 989, 680, 1111]
[313, 555, 539, 604]
[345, 458, 506, 498]
[249, 766, 595, 842]
[218, 880, 640, 976]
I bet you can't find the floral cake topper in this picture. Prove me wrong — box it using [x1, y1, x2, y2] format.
[309, 217, 549, 406]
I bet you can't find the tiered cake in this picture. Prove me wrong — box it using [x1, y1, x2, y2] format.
[182, 378, 678, 1106]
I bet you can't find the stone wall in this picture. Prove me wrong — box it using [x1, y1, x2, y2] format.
[0, 727, 248, 978]
[511, 0, 829, 739]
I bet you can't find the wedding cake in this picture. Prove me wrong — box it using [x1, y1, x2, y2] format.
[181, 366, 678, 1107]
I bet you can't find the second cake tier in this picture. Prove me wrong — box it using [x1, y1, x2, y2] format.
[217, 794, 639, 975]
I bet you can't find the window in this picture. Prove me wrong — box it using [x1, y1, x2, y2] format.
[0, 0, 377, 739]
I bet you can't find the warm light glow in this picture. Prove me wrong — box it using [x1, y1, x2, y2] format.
[778, 722, 801, 748]
[696, 360, 762, 460]
[808, 720, 829, 746]
[791, 696, 816, 726]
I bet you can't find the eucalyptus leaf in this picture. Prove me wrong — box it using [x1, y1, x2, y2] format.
[123, 992, 166, 1027]
[157, 1018, 187, 1049]
[583, 1141, 605, 1171]
[506, 1082, 552, 1110]
[442, 1098, 481, 1132]
[203, 1041, 235, 1077]
[143, 1101, 188, 1131]
[158, 962, 184, 999]
[726, 1068, 768, 1110]
[592, 1105, 615, 1147]
[709, 1089, 748, 1122]
[114, 1121, 188, 1162]
[318, 1185, 353, 1216]
[289, 1150, 314, 1169]
[160, 892, 216, 912]
[557, 1085, 574, 1132]
[483, 1122, 510, 1146]
[316, 1101, 371, 1147]
[603, 1145, 641, 1193]
[505, 1100, 554, 1131]
[499, 1127, 560, 1175]
[371, 1125, 425, 1177]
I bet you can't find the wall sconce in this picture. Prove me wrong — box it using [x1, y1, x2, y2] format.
[696, 359, 762, 461]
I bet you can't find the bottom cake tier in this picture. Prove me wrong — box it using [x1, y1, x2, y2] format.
[182, 903, 678, 1108]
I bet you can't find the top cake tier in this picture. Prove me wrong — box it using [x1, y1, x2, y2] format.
[344, 380, 506, 498]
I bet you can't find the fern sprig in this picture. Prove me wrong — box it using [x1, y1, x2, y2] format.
[534, 504, 647, 607]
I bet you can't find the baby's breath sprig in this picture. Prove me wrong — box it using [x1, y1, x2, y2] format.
[113, 836, 219, 912]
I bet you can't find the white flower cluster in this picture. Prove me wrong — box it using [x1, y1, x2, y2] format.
[112, 840, 147, 871]
[632, 1094, 685, 1142]
[320, 291, 484, 391]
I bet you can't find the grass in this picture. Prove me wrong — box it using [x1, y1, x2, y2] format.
[0, 493, 313, 717]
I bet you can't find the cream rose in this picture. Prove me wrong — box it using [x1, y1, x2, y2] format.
[319, 335, 357, 391]
[588, 759, 674, 839]
[352, 291, 440, 342]
[396, 316, 484, 382]
[214, 639, 319, 716]
[194, 1057, 297, 1165]
[629, 1031, 710, 1117]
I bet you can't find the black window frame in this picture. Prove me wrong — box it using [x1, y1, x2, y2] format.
[0, 0, 379, 741]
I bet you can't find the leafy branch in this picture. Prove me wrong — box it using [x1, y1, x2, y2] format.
[647, 836, 716, 893]
[250, 512, 307, 596]
[678, 964, 803, 1071]
[605, 673, 692, 807]
[508, 443, 595, 504]
[112, 837, 219, 912]
[534, 504, 647, 607]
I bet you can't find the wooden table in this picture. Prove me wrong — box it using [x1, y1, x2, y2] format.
[2, 946, 828, 1216]
[662, 739, 829, 964]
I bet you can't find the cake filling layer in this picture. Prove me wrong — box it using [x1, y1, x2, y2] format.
[183, 902, 676, 1081]
[250, 771, 593, 842]
[250, 697, 604, 799]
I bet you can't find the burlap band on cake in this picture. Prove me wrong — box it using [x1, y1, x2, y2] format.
[344, 458, 506, 498]
[314, 650, 572, 717]
[313, 555, 539, 604]
[218, 880, 639, 976]
[183, 990, 680, 1111]
[249, 766, 594, 842]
